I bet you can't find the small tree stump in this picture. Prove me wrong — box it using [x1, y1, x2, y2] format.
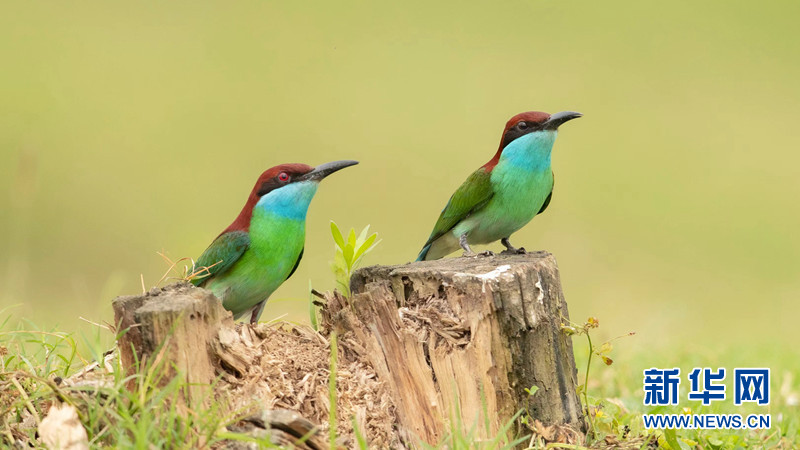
[323, 251, 585, 444]
[112, 284, 229, 406]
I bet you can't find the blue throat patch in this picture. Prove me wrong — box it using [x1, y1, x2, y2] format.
[498, 130, 557, 172]
[255, 181, 319, 220]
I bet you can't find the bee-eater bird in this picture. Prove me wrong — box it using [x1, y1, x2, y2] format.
[416, 111, 582, 261]
[191, 160, 358, 324]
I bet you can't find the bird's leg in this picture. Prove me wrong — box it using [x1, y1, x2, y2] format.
[500, 237, 526, 255]
[459, 233, 476, 257]
[249, 301, 266, 325]
[460, 233, 494, 257]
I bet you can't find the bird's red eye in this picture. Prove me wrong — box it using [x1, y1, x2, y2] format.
[278, 172, 290, 182]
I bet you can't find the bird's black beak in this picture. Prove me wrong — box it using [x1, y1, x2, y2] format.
[542, 111, 583, 131]
[301, 160, 359, 182]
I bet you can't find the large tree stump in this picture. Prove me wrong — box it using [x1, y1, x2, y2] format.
[322, 251, 585, 445]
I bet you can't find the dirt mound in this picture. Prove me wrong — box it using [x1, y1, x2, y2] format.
[213, 322, 400, 448]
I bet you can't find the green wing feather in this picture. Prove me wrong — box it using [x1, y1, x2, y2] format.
[285, 248, 304, 280]
[191, 230, 250, 286]
[421, 168, 494, 250]
[537, 191, 552, 215]
[536, 171, 554, 215]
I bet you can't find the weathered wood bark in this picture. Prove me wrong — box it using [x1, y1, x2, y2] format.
[323, 251, 585, 445]
[112, 283, 229, 406]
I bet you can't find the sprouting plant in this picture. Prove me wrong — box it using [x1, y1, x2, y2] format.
[561, 316, 635, 444]
[519, 384, 540, 431]
[308, 222, 380, 330]
[329, 221, 380, 297]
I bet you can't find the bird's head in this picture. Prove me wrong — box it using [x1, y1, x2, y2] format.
[499, 111, 583, 150]
[251, 160, 359, 198]
[225, 160, 358, 232]
[483, 111, 582, 170]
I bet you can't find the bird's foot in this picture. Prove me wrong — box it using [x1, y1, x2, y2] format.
[500, 237, 526, 255]
[462, 250, 494, 258]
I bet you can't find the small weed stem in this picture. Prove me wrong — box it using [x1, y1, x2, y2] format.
[583, 332, 594, 442]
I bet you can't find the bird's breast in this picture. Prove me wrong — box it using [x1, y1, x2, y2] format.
[208, 212, 305, 315]
[248, 212, 306, 267]
[457, 166, 553, 244]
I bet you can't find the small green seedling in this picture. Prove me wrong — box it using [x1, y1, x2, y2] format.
[308, 222, 381, 329]
[329, 221, 380, 297]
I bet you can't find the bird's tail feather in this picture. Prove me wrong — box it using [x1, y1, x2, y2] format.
[416, 244, 432, 261]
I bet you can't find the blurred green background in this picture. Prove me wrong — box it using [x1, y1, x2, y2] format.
[1, 0, 799, 367]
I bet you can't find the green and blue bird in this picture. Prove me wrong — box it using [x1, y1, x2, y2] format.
[192, 160, 358, 324]
[417, 111, 581, 261]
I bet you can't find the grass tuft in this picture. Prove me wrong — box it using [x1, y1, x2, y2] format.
[0, 313, 247, 448]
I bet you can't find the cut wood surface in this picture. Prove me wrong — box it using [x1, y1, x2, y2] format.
[322, 251, 586, 445]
